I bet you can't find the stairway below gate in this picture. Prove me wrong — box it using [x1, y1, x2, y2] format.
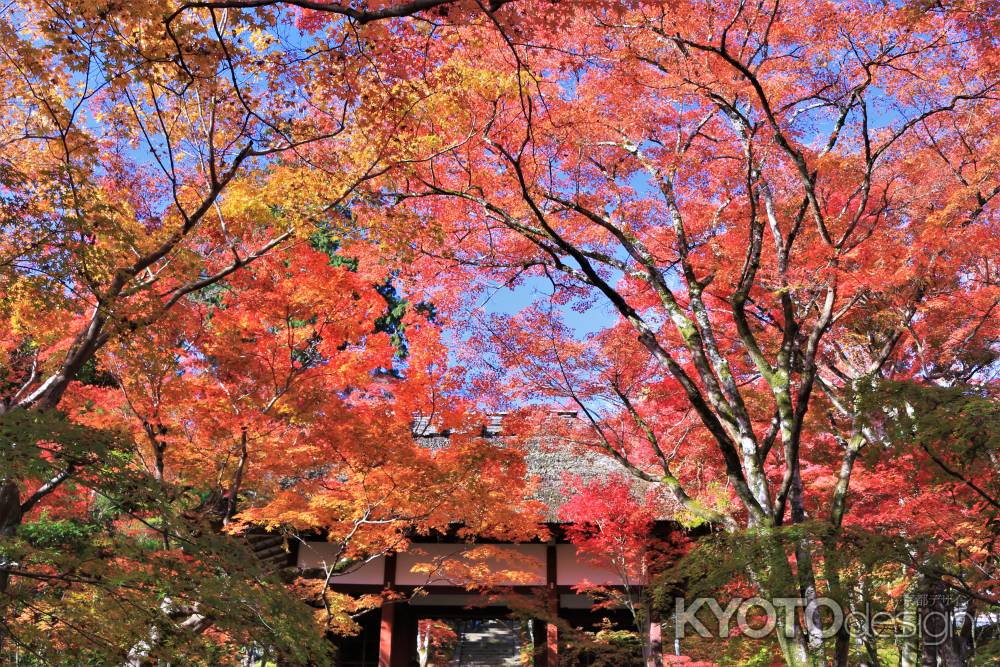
[447, 619, 522, 667]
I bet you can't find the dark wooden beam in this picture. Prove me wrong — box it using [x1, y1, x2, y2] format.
[384, 552, 397, 588]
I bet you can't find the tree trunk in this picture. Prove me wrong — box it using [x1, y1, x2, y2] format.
[0, 480, 23, 655]
[789, 465, 826, 664]
[899, 578, 920, 667]
[827, 435, 864, 667]
[223, 429, 249, 526]
[758, 535, 812, 667]
[0, 480, 22, 593]
[919, 575, 965, 667]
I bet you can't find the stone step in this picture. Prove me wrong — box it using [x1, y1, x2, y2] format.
[244, 533, 288, 571]
[447, 619, 522, 667]
[254, 543, 287, 560]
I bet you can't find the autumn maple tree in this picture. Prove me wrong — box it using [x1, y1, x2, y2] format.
[2, 0, 999, 665]
[0, 0, 537, 663]
[560, 474, 686, 666]
[361, 0, 1000, 664]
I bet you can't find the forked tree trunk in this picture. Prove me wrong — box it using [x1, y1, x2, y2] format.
[755, 536, 814, 667]
[918, 575, 966, 667]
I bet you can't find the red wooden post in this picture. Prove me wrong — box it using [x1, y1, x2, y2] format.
[648, 619, 662, 667]
[379, 554, 415, 667]
[379, 600, 417, 667]
[545, 544, 558, 666]
[378, 602, 396, 667]
[546, 621, 559, 666]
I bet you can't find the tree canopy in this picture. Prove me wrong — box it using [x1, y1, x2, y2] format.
[0, 0, 997, 665]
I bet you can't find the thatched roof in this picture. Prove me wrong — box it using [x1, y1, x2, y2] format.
[414, 412, 665, 522]
[524, 443, 637, 520]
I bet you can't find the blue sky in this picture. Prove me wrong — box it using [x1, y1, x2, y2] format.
[474, 274, 616, 338]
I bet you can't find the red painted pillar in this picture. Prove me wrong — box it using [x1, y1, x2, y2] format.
[379, 601, 416, 667]
[545, 544, 558, 666]
[648, 620, 662, 667]
[394, 605, 417, 667]
[532, 615, 559, 667]
[378, 602, 396, 667]
[379, 554, 415, 667]
[546, 620, 559, 666]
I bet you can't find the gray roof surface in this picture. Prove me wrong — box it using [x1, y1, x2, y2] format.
[524, 441, 639, 520]
[414, 413, 667, 521]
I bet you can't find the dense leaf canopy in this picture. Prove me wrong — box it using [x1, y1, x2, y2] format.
[0, 0, 997, 665]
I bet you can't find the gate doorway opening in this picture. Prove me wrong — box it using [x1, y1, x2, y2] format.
[418, 617, 530, 667]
